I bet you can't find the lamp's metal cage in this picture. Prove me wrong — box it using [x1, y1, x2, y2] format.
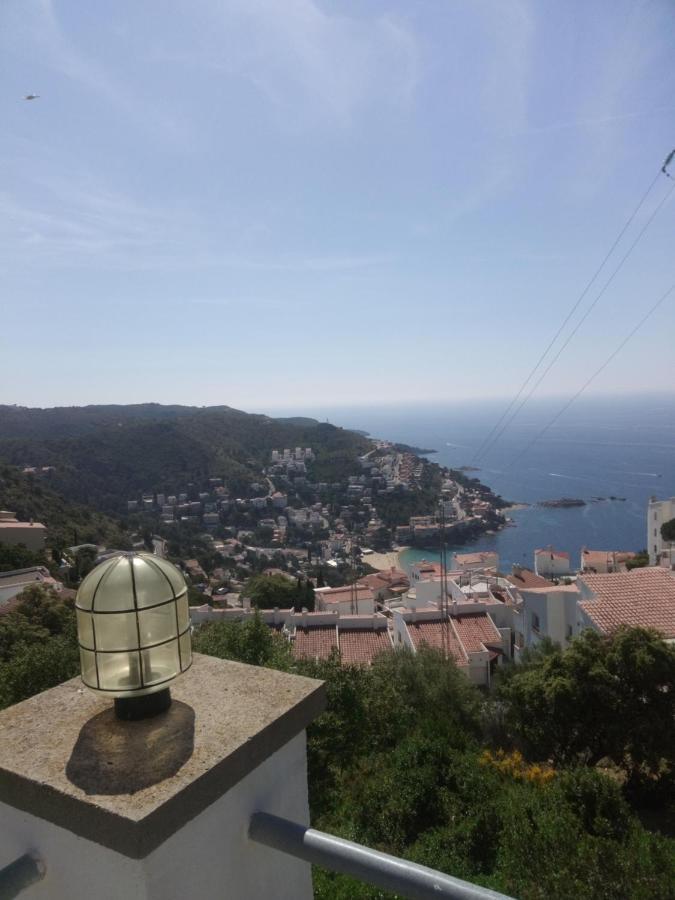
[75, 552, 192, 697]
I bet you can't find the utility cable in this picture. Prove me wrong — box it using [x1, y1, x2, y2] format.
[473, 153, 673, 462]
[504, 280, 675, 470]
[475, 175, 675, 462]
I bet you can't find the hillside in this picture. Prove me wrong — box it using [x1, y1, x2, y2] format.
[0, 403, 239, 440]
[0, 465, 130, 555]
[0, 405, 370, 515]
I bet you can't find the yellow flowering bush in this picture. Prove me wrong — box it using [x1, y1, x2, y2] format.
[479, 749, 555, 785]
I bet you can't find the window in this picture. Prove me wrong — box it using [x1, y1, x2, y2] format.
[566, 625, 573, 640]
[531, 612, 540, 633]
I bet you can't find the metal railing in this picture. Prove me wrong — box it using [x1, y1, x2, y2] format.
[249, 812, 514, 900]
[0, 854, 45, 900]
[1, 817, 514, 899]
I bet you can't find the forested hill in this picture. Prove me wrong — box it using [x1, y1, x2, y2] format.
[0, 465, 130, 555]
[0, 403, 319, 441]
[0, 405, 370, 515]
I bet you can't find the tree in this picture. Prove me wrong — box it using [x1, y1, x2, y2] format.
[626, 550, 650, 570]
[241, 573, 298, 608]
[0, 543, 46, 573]
[73, 546, 98, 581]
[293, 578, 315, 612]
[660, 518, 675, 543]
[192, 610, 292, 669]
[0, 636, 79, 709]
[0, 585, 79, 709]
[497, 627, 675, 782]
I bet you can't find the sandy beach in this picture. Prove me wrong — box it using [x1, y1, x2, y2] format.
[363, 548, 407, 571]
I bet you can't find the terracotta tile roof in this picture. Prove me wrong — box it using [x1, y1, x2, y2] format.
[581, 549, 637, 568]
[579, 568, 675, 638]
[505, 569, 554, 589]
[292, 625, 338, 660]
[359, 569, 410, 591]
[406, 619, 467, 664]
[316, 585, 374, 606]
[451, 613, 502, 653]
[535, 548, 569, 559]
[339, 628, 392, 666]
[454, 552, 498, 566]
[524, 584, 579, 594]
[413, 562, 443, 579]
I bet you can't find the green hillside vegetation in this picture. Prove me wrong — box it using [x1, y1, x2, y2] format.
[0, 405, 370, 515]
[0, 585, 79, 708]
[0, 403, 245, 440]
[0, 465, 130, 563]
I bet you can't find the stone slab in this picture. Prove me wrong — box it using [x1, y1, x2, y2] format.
[0, 653, 325, 858]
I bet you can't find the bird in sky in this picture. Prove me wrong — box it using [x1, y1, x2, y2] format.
[23, 94, 40, 100]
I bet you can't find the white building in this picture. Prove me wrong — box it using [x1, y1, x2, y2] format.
[0, 512, 47, 552]
[517, 584, 581, 652]
[392, 606, 509, 686]
[534, 546, 571, 578]
[648, 496, 675, 567]
[314, 584, 376, 616]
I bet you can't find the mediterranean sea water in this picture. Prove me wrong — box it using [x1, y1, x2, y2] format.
[286, 394, 675, 572]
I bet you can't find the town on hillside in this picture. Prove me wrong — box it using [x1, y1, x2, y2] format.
[2, 444, 674, 684]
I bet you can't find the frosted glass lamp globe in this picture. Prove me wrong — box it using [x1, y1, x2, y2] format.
[75, 552, 192, 718]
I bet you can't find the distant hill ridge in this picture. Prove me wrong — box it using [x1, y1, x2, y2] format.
[0, 404, 369, 515]
[0, 403, 325, 441]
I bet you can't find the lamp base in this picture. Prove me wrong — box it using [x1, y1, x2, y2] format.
[114, 688, 172, 721]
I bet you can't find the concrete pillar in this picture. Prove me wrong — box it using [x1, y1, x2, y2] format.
[0, 654, 325, 899]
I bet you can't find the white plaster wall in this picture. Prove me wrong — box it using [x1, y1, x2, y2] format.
[648, 497, 675, 564]
[534, 554, 570, 578]
[546, 590, 568, 646]
[0, 732, 312, 900]
[414, 579, 440, 606]
[521, 590, 548, 646]
[466, 650, 490, 686]
[0, 525, 46, 552]
[392, 611, 415, 650]
[317, 598, 375, 616]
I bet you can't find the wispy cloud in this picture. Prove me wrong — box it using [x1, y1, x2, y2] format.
[150, 0, 419, 128]
[0, 172, 390, 273]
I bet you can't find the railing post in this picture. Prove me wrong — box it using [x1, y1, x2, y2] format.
[0, 854, 45, 900]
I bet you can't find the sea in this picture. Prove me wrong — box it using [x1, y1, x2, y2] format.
[282, 394, 675, 573]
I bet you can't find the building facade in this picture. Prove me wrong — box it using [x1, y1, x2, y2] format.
[647, 496, 675, 567]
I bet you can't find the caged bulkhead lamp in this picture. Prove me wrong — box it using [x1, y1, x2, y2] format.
[75, 552, 192, 720]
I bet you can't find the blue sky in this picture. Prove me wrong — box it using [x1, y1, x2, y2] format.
[2, 0, 674, 410]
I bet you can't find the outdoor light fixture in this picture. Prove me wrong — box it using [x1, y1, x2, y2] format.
[75, 552, 192, 720]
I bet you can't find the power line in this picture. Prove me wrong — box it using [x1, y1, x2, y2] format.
[505, 280, 675, 470]
[472, 153, 674, 462]
[474, 176, 675, 462]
